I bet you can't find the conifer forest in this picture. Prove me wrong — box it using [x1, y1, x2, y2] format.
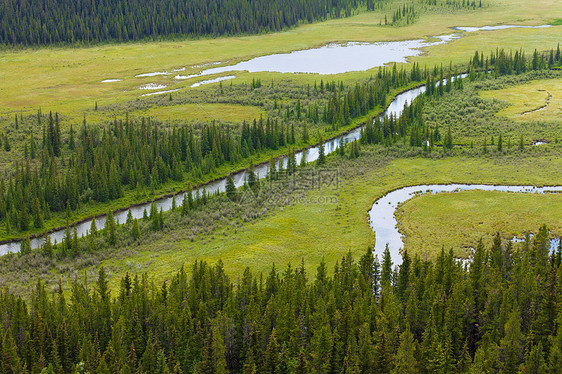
[0, 0, 561, 373]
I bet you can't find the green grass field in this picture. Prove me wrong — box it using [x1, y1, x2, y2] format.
[480, 78, 562, 122]
[134, 102, 266, 123]
[0, 0, 560, 126]
[397, 190, 562, 258]
[97, 148, 562, 288]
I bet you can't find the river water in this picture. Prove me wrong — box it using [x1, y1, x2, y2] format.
[6, 72, 557, 257]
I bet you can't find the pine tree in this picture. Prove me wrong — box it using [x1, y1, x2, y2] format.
[301, 123, 308, 143]
[393, 328, 417, 374]
[226, 174, 236, 201]
[247, 162, 258, 195]
[295, 350, 309, 374]
[381, 244, 393, 287]
[499, 310, 524, 373]
[142, 335, 158, 374]
[264, 329, 279, 374]
[397, 250, 411, 300]
[69, 125, 75, 150]
[212, 326, 227, 374]
[106, 210, 116, 245]
[132, 219, 140, 240]
[317, 139, 326, 165]
[150, 202, 159, 231]
[444, 125, 453, 149]
[90, 218, 98, 236]
[524, 343, 548, 374]
[3, 134, 10, 151]
[33, 197, 43, 228]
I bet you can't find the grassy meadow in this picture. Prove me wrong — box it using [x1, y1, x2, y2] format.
[480, 78, 562, 122]
[397, 190, 562, 258]
[135, 103, 266, 123]
[1, 142, 561, 293]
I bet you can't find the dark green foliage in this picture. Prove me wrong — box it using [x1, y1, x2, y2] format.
[443, 125, 453, 149]
[317, 139, 326, 165]
[247, 162, 258, 195]
[0, 230, 561, 372]
[149, 203, 164, 231]
[0, 46, 559, 243]
[0, 54, 446, 236]
[388, 4, 416, 25]
[131, 219, 140, 240]
[0, 0, 378, 46]
[106, 210, 116, 245]
[225, 174, 236, 201]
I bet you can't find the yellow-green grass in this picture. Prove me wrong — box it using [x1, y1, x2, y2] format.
[0, 0, 561, 126]
[480, 78, 562, 122]
[99, 149, 562, 289]
[133, 103, 266, 123]
[396, 190, 562, 258]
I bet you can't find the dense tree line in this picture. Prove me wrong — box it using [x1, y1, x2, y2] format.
[468, 44, 562, 78]
[1, 228, 562, 373]
[0, 116, 245, 232]
[359, 64, 463, 150]
[359, 46, 562, 151]
[0, 0, 377, 46]
[388, 4, 416, 25]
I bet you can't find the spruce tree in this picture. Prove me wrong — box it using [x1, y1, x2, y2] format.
[226, 174, 236, 201]
[106, 211, 116, 246]
[247, 162, 258, 195]
[132, 220, 140, 240]
[393, 328, 417, 374]
[444, 125, 453, 149]
[33, 197, 43, 228]
[317, 139, 326, 165]
[381, 244, 393, 287]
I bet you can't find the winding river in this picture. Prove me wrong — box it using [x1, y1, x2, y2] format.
[369, 185, 562, 266]
[0, 68, 558, 256]
[0, 80, 430, 255]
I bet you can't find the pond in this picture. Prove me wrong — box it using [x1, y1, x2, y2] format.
[175, 36, 457, 78]
[172, 24, 551, 80]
